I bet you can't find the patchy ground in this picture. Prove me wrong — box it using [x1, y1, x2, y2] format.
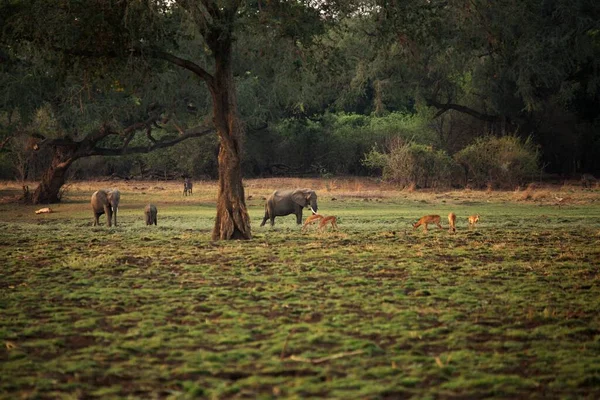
[1, 179, 599, 398]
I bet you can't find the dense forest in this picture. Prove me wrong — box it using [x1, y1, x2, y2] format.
[1, 1, 599, 202]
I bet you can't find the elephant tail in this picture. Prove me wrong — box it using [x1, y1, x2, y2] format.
[260, 200, 271, 227]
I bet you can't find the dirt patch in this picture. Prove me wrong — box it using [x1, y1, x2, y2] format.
[65, 335, 96, 350]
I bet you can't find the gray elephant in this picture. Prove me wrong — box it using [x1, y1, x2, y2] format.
[260, 188, 318, 226]
[91, 189, 120, 227]
[145, 204, 157, 226]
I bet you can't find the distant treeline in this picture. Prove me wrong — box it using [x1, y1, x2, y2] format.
[1, 112, 542, 189]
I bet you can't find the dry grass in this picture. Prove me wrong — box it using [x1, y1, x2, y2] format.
[0, 178, 598, 207]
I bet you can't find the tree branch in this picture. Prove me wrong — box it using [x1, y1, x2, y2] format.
[88, 126, 215, 157]
[45, 44, 215, 90]
[146, 126, 158, 144]
[83, 124, 117, 144]
[86, 114, 160, 146]
[425, 98, 499, 122]
[147, 49, 215, 89]
[121, 131, 136, 153]
[0, 136, 12, 151]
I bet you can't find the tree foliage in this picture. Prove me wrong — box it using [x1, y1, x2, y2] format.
[1, 0, 599, 204]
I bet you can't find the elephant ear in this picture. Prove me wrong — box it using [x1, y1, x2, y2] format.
[291, 190, 309, 206]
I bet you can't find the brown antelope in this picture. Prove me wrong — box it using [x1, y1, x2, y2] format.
[318, 215, 338, 231]
[302, 214, 324, 232]
[468, 214, 480, 228]
[448, 212, 456, 233]
[413, 215, 443, 233]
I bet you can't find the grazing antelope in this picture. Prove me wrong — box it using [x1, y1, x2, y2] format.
[413, 215, 443, 233]
[318, 215, 338, 231]
[448, 212, 456, 233]
[302, 214, 324, 232]
[468, 214, 480, 228]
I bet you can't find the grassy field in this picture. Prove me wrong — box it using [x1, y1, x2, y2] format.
[1, 178, 600, 399]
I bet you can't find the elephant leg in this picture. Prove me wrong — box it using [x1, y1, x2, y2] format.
[94, 213, 99, 226]
[260, 212, 269, 227]
[104, 206, 112, 227]
[261, 206, 272, 227]
[296, 209, 303, 224]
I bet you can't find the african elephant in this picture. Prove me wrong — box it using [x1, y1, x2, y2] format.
[106, 189, 120, 226]
[260, 188, 318, 226]
[91, 190, 112, 227]
[91, 189, 120, 227]
[145, 204, 157, 226]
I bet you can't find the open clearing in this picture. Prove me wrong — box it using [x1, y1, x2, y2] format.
[1, 178, 600, 399]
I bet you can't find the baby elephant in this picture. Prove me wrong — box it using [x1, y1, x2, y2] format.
[145, 204, 158, 226]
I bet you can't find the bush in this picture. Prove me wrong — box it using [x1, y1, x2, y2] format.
[454, 135, 539, 188]
[257, 111, 440, 177]
[363, 140, 461, 188]
[327, 112, 439, 175]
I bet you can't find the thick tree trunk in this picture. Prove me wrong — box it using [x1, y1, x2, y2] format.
[31, 146, 77, 204]
[210, 41, 252, 240]
[212, 139, 252, 240]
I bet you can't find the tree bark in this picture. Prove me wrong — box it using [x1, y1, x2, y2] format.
[212, 138, 252, 240]
[210, 39, 252, 240]
[31, 145, 77, 204]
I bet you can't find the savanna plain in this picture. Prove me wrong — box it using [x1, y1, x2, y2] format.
[1, 178, 600, 399]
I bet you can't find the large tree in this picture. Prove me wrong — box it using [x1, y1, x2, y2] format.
[1, 0, 338, 239]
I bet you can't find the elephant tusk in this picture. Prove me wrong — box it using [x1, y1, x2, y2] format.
[310, 206, 316, 214]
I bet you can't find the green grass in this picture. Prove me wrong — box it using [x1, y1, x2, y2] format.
[1, 182, 600, 399]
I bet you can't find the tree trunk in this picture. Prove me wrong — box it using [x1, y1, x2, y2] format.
[212, 138, 252, 240]
[210, 41, 252, 240]
[31, 145, 77, 204]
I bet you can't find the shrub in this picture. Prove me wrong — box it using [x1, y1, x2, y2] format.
[455, 135, 539, 188]
[363, 140, 461, 188]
